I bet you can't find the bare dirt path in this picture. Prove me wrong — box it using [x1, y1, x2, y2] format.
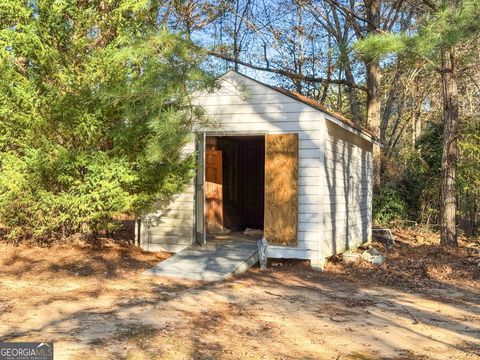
[0, 238, 478, 360]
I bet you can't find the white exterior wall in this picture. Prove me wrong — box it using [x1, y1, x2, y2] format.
[196, 71, 324, 259]
[140, 140, 196, 252]
[139, 70, 374, 260]
[323, 121, 373, 256]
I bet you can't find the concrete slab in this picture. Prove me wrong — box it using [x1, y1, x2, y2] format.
[143, 240, 259, 281]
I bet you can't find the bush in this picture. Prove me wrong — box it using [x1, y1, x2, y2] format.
[0, 3, 211, 241]
[378, 122, 443, 225]
[1, 150, 133, 239]
[373, 186, 407, 225]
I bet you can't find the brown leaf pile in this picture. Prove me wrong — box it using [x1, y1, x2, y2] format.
[325, 228, 480, 293]
[0, 236, 168, 280]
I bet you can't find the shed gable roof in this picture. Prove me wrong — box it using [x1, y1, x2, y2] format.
[220, 70, 376, 142]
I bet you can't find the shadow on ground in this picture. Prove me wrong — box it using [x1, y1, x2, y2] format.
[0, 228, 478, 360]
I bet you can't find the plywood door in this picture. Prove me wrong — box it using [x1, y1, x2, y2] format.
[205, 149, 223, 232]
[264, 133, 298, 245]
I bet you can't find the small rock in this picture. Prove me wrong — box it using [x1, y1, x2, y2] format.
[362, 248, 386, 265]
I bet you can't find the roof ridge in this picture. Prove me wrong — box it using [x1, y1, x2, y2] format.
[222, 70, 377, 140]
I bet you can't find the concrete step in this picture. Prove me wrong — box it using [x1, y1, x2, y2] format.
[143, 240, 259, 281]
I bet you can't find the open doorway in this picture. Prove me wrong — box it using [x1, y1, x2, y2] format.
[205, 135, 265, 241]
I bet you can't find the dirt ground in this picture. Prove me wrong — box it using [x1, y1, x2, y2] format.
[0, 229, 479, 360]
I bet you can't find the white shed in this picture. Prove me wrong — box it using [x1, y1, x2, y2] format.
[138, 70, 375, 263]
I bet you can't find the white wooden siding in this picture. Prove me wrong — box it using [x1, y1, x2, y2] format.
[195, 71, 323, 257]
[140, 140, 196, 252]
[323, 121, 373, 256]
[139, 70, 374, 260]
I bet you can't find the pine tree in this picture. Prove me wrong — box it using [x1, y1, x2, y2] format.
[0, 1, 212, 241]
[356, 0, 480, 246]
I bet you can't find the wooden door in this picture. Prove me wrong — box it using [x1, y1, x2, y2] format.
[195, 133, 206, 245]
[264, 133, 298, 245]
[205, 149, 223, 232]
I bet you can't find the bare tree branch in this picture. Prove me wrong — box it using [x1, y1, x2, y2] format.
[208, 50, 368, 91]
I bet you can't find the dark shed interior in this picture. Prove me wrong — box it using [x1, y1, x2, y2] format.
[206, 136, 265, 232]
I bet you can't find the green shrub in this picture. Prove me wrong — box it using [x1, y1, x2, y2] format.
[373, 186, 407, 225]
[0, 2, 211, 241]
[379, 122, 443, 225]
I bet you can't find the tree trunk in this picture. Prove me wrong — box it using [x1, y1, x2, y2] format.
[412, 106, 422, 147]
[233, 0, 241, 71]
[344, 60, 361, 123]
[440, 49, 459, 246]
[365, 0, 382, 190]
[366, 60, 381, 137]
[320, 34, 333, 103]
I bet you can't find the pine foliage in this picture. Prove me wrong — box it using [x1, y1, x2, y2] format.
[356, 0, 480, 60]
[0, 1, 212, 241]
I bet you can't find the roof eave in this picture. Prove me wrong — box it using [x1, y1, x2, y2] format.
[217, 70, 380, 145]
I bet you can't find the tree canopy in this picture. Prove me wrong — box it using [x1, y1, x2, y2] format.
[0, 0, 211, 240]
[1, 0, 478, 242]
[356, 0, 480, 245]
